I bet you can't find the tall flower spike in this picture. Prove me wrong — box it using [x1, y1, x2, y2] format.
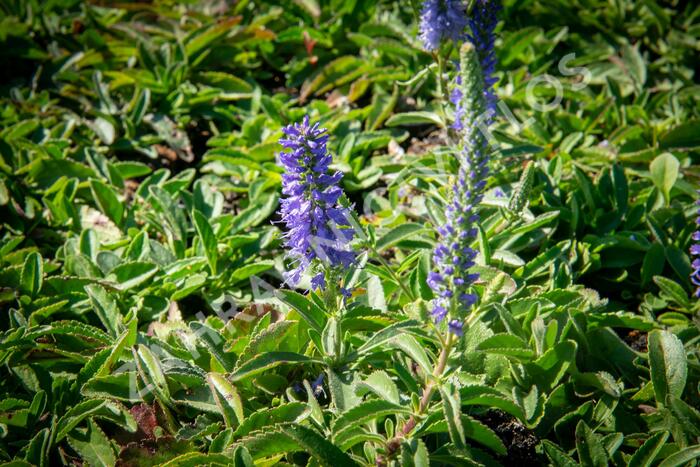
[278, 116, 356, 287]
[468, 0, 501, 119]
[452, 0, 500, 130]
[691, 191, 700, 298]
[429, 43, 491, 334]
[419, 0, 469, 51]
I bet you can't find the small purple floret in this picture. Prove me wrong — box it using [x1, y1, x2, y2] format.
[419, 0, 469, 51]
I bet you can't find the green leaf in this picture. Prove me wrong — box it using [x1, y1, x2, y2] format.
[400, 438, 430, 467]
[641, 244, 665, 287]
[277, 424, 358, 466]
[621, 42, 646, 89]
[460, 385, 525, 420]
[300, 56, 368, 100]
[133, 344, 171, 405]
[55, 399, 108, 442]
[526, 340, 577, 392]
[233, 403, 308, 438]
[190, 322, 236, 371]
[161, 453, 233, 467]
[510, 211, 560, 235]
[107, 262, 158, 291]
[196, 71, 253, 99]
[668, 395, 700, 437]
[90, 179, 123, 226]
[327, 370, 361, 412]
[85, 284, 121, 338]
[355, 320, 421, 356]
[66, 419, 117, 467]
[386, 334, 433, 375]
[230, 261, 274, 282]
[653, 276, 691, 310]
[462, 414, 507, 455]
[24, 427, 50, 467]
[658, 445, 700, 467]
[375, 223, 428, 252]
[648, 330, 687, 404]
[275, 290, 326, 332]
[385, 111, 444, 127]
[207, 373, 244, 429]
[366, 88, 397, 131]
[192, 209, 218, 275]
[659, 120, 700, 151]
[129, 88, 151, 127]
[477, 334, 534, 360]
[331, 399, 411, 438]
[230, 352, 318, 382]
[542, 439, 578, 467]
[628, 431, 669, 467]
[439, 384, 466, 450]
[237, 321, 296, 365]
[20, 251, 42, 298]
[649, 153, 679, 205]
[360, 371, 400, 405]
[575, 421, 608, 467]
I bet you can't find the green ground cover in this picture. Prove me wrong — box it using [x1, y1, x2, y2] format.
[0, 0, 699, 465]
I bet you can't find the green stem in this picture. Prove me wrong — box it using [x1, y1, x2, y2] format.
[369, 244, 416, 302]
[399, 333, 454, 437]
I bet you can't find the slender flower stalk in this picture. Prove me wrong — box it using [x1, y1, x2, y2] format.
[429, 42, 491, 335]
[418, 0, 469, 51]
[691, 191, 700, 298]
[277, 116, 356, 289]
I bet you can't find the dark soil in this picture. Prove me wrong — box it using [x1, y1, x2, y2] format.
[477, 410, 541, 467]
[620, 329, 648, 352]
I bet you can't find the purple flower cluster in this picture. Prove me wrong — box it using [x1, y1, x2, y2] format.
[278, 116, 355, 288]
[429, 43, 491, 336]
[452, 0, 500, 130]
[419, 0, 469, 51]
[692, 192, 700, 298]
[468, 0, 501, 118]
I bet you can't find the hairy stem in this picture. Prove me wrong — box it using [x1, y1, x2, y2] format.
[400, 333, 453, 436]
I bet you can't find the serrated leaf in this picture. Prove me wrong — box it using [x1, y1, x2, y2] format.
[575, 421, 608, 467]
[207, 373, 244, 429]
[658, 445, 700, 467]
[233, 403, 308, 438]
[360, 370, 400, 405]
[230, 352, 318, 382]
[653, 276, 690, 310]
[133, 344, 171, 405]
[275, 290, 325, 332]
[354, 319, 421, 356]
[55, 399, 108, 442]
[85, 284, 121, 338]
[439, 384, 466, 450]
[280, 424, 358, 466]
[332, 399, 410, 439]
[628, 431, 669, 467]
[66, 419, 116, 467]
